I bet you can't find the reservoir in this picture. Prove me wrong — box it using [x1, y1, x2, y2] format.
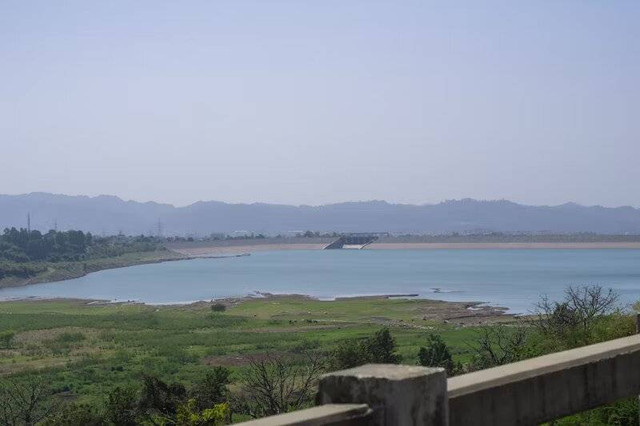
[1, 249, 640, 313]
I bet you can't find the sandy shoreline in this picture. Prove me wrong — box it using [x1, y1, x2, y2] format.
[368, 242, 640, 250]
[170, 243, 328, 257]
[171, 241, 640, 256]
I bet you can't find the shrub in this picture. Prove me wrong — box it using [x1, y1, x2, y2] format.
[331, 328, 401, 370]
[40, 403, 104, 426]
[469, 325, 530, 370]
[238, 352, 325, 418]
[177, 399, 229, 426]
[56, 332, 86, 343]
[0, 330, 15, 349]
[104, 386, 139, 426]
[417, 334, 458, 376]
[0, 376, 54, 426]
[533, 285, 620, 349]
[331, 341, 368, 370]
[364, 328, 401, 364]
[138, 375, 187, 421]
[211, 303, 226, 312]
[189, 367, 231, 411]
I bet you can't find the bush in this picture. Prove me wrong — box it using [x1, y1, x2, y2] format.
[56, 332, 86, 343]
[417, 334, 458, 376]
[189, 367, 231, 410]
[0, 330, 15, 349]
[104, 386, 138, 426]
[177, 399, 229, 426]
[0, 376, 54, 426]
[331, 341, 369, 370]
[331, 328, 401, 370]
[238, 352, 325, 418]
[533, 285, 620, 349]
[137, 375, 187, 421]
[211, 303, 226, 312]
[469, 325, 530, 370]
[40, 403, 104, 426]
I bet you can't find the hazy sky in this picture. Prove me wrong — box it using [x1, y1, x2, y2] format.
[1, 1, 639, 207]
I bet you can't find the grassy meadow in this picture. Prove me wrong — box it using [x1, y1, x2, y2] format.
[0, 296, 503, 405]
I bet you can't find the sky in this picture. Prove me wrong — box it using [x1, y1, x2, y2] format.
[1, 1, 639, 207]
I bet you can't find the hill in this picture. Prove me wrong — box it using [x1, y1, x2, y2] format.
[2, 193, 640, 235]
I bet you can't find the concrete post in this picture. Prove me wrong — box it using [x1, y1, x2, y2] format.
[317, 364, 448, 426]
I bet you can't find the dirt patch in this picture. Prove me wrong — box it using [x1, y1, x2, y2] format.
[405, 300, 511, 326]
[0, 358, 70, 375]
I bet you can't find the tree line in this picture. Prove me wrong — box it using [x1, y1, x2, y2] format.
[0, 228, 163, 263]
[0, 229, 166, 280]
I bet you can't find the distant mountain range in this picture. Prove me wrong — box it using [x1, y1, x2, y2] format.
[1, 192, 640, 235]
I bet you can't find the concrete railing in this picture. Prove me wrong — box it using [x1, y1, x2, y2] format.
[238, 332, 640, 426]
[237, 404, 372, 426]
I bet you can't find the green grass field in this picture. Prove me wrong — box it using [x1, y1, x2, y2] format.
[0, 296, 500, 404]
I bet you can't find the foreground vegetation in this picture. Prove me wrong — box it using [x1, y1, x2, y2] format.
[0, 287, 637, 424]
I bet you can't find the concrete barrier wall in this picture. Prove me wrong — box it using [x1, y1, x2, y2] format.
[448, 334, 640, 426]
[236, 404, 371, 426]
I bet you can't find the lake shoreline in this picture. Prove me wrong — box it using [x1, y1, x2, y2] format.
[0, 293, 513, 325]
[0, 251, 246, 289]
[170, 241, 640, 257]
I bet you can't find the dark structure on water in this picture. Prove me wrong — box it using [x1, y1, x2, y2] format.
[324, 232, 389, 249]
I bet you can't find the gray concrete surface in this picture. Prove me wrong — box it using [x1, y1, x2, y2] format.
[317, 364, 448, 426]
[448, 334, 640, 425]
[235, 404, 371, 426]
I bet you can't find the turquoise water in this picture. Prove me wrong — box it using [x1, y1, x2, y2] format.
[1, 250, 640, 313]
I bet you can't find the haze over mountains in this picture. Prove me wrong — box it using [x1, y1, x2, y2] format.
[2, 193, 640, 236]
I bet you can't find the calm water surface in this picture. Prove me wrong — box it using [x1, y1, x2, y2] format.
[1, 250, 640, 313]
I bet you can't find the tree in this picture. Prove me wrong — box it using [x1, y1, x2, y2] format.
[0, 377, 55, 426]
[40, 403, 104, 426]
[331, 328, 401, 370]
[189, 367, 231, 411]
[104, 386, 138, 426]
[470, 325, 529, 370]
[533, 285, 622, 349]
[365, 328, 401, 364]
[238, 352, 326, 418]
[417, 334, 458, 375]
[331, 341, 369, 370]
[137, 374, 187, 423]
